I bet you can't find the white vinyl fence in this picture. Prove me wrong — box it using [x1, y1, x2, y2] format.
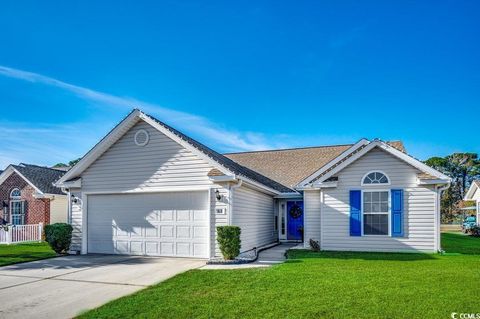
[0, 223, 43, 244]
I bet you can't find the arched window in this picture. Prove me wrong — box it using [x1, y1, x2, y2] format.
[9, 188, 24, 225]
[362, 171, 389, 185]
[10, 188, 21, 199]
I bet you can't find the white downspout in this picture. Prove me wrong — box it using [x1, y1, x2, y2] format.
[61, 187, 72, 224]
[435, 183, 450, 252]
[228, 179, 243, 226]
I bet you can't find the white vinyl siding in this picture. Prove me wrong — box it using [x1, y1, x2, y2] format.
[210, 187, 230, 256]
[321, 147, 437, 252]
[232, 185, 275, 252]
[304, 189, 321, 248]
[49, 195, 68, 224]
[70, 190, 83, 252]
[81, 121, 215, 192]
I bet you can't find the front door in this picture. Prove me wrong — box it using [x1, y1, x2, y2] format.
[287, 201, 304, 241]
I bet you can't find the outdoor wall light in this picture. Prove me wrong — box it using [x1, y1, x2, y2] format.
[71, 194, 79, 204]
[215, 189, 222, 201]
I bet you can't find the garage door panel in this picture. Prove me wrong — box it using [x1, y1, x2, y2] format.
[145, 242, 159, 254]
[193, 243, 208, 257]
[88, 191, 209, 258]
[193, 226, 208, 238]
[161, 242, 174, 255]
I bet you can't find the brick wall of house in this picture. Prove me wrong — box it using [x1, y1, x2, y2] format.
[0, 171, 50, 224]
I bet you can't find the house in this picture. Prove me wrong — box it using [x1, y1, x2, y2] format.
[55, 109, 450, 258]
[0, 164, 68, 225]
[464, 180, 480, 225]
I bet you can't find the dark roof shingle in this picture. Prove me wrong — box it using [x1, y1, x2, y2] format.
[12, 164, 66, 195]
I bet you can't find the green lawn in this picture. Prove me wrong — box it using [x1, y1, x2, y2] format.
[441, 232, 480, 254]
[0, 242, 56, 266]
[79, 233, 480, 319]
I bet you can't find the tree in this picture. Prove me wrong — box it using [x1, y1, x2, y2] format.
[68, 158, 82, 166]
[425, 153, 480, 223]
[52, 158, 82, 168]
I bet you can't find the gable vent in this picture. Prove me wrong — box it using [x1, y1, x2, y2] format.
[134, 129, 149, 146]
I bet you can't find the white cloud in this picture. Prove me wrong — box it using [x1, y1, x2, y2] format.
[0, 65, 369, 170]
[0, 65, 288, 163]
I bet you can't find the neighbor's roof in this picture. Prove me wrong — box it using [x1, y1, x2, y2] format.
[11, 164, 66, 195]
[224, 141, 405, 188]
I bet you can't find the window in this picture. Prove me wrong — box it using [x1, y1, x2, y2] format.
[274, 215, 278, 231]
[362, 171, 389, 185]
[363, 191, 389, 235]
[281, 204, 286, 235]
[10, 188, 21, 199]
[9, 188, 25, 225]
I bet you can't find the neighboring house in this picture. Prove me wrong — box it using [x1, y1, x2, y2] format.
[464, 180, 480, 225]
[56, 109, 450, 258]
[0, 164, 68, 225]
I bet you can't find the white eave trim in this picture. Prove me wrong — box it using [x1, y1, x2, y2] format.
[464, 182, 479, 200]
[208, 175, 237, 183]
[274, 192, 303, 199]
[297, 138, 369, 187]
[417, 178, 450, 185]
[56, 178, 82, 188]
[296, 181, 337, 190]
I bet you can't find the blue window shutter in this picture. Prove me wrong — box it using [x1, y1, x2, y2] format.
[391, 189, 404, 237]
[350, 190, 362, 236]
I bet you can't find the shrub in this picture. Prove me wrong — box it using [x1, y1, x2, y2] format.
[216, 226, 241, 260]
[467, 225, 480, 237]
[44, 223, 73, 254]
[309, 239, 320, 252]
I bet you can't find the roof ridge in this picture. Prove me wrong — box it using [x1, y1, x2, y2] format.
[223, 143, 355, 155]
[18, 163, 67, 173]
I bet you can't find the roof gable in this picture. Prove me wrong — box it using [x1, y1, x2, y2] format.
[465, 180, 480, 200]
[0, 164, 65, 195]
[300, 139, 450, 187]
[57, 109, 293, 193]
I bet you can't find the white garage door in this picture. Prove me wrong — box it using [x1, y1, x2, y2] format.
[87, 191, 209, 258]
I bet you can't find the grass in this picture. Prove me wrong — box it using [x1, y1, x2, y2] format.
[79, 233, 480, 319]
[0, 242, 56, 266]
[441, 232, 480, 254]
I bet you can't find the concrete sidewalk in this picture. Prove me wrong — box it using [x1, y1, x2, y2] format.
[201, 243, 297, 270]
[0, 254, 205, 319]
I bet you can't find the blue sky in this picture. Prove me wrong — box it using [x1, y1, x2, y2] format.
[0, 1, 479, 169]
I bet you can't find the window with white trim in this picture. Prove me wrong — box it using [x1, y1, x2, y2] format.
[362, 172, 389, 185]
[363, 191, 389, 235]
[10, 188, 21, 199]
[9, 188, 25, 225]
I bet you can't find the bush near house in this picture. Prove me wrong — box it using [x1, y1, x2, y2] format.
[467, 225, 480, 237]
[216, 226, 241, 260]
[44, 223, 73, 254]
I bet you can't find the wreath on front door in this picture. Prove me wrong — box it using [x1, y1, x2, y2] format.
[289, 203, 303, 219]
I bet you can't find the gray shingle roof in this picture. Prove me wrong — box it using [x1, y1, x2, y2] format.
[144, 112, 295, 193]
[12, 164, 66, 195]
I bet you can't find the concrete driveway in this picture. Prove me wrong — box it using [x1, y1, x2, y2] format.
[0, 254, 205, 319]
